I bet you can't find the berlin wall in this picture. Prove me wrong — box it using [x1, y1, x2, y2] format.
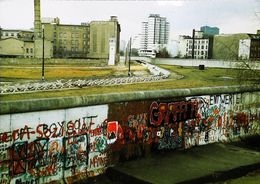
[0, 86, 259, 183]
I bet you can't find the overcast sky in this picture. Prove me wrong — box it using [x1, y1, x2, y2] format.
[0, 0, 259, 42]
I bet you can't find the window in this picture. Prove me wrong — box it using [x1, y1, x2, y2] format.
[201, 51, 204, 55]
[71, 33, 74, 38]
[76, 33, 79, 38]
[5, 33, 8, 36]
[83, 40, 86, 45]
[75, 47, 78, 52]
[83, 33, 86, 38]
[71, 47, 74, 52]
[71, 40, 74, 45]
[64, 47, 67, 52]
[59, 33, 63, 37]
[54, 32, 56, 38]
[75, 40, 79, 45]
[59, 39, 62, 44]
[201, 45, 204, 49]
[11, 33, 14, 36]
[30, 48, 33, 53]
[206, 45, 208, 49]
[198, 45, 200, 49]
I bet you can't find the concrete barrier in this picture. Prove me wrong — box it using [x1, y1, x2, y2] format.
[153, 58, 260, 70]
[0, 85, 259, 183]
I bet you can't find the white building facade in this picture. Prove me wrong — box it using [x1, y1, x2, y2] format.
[140, 14, 169, 55]
[178, 31, 209, 59]
[238, 39, 251, 59]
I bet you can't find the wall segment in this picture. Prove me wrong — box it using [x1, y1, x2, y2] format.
[0, 85, 259, 183]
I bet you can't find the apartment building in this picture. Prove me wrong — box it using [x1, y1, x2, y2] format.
[140, 14, 169, 54]
[178, 31, 209, 59]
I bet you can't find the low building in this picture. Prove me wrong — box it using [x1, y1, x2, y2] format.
[0, 29, 20, 39]
[0, 37, 34, 58]
[213, 33, 260, 60]
[0, 29, 35, 58]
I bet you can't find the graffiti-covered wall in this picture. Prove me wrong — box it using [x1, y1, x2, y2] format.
[0, 91, 259, 183]
[0, 105, 118, 184]
[107, 93, 260, 161]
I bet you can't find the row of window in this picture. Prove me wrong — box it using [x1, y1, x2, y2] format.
[187, 50, 208, 56]
[54, 46, 88, 53]
[54, 32, 87, 39]
[187, 45, 208, 50]
[54, 39, 89, 46]
[187, 40, 208, 45]
[26, 48, 33, 54]
[2, 32, 18, 37]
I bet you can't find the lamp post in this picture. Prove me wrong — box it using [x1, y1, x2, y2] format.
[128, 37, 132, 76]
[42, 25, 45, 81]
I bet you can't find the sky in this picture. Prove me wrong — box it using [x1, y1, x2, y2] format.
[0, 0, 259, 43]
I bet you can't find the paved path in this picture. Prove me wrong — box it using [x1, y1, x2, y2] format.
[107, 143, 260, 184]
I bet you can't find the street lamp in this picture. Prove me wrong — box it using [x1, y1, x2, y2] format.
[128, 37, 132, 76]
[42, 25, 45, 81]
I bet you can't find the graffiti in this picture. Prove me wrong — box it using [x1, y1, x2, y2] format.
[0, 93, 259, 183]
[89, 153, 107, 170]
[150, 101, 198, 127]
[209, 94, 242, 105]
[15, 178, 39, 184]
[0, 172, 10, 184]
[107, 121, 118, 144]
[7, 138, 63, 177]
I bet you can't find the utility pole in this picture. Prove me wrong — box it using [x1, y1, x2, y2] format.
[42, 25, 45, 81]
[128, 37, 132, 76]
[125, 44, 128, 66]
[192, 29, 195, 59]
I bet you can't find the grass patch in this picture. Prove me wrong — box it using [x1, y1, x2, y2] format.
[0, 64, 147, 82]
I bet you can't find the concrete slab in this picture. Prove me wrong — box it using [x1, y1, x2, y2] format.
[107, 143, 260, 184]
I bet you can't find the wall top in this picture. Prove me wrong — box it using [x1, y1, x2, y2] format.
[0, 85, 259, 115]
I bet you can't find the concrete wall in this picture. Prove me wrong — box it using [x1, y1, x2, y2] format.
[0, 58, 108, 66]
[0, 86, 259, 183]
[152, 58, 260, 70]
[212, 34, 250, 60]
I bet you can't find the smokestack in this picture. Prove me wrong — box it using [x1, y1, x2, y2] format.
[34, 0, 41, 39]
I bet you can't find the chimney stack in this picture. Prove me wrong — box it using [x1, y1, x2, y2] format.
[34, 0, 42, 39]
